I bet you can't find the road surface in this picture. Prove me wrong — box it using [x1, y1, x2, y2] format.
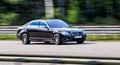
[0, 41, 120, 65]
[0, 41, 120, 58]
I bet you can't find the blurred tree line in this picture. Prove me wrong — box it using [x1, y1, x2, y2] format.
[0, 0, 45, 25]
[0, 0, 120, 25]
[54, 0, 120, 25]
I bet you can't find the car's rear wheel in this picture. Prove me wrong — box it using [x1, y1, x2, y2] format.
[21, 33, 30, 44]
[53, 34, 62, 45]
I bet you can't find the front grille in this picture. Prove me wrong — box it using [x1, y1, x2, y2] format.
[71, 32, 82, 36]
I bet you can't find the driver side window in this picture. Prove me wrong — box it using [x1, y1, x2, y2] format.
[39, 22, 47, 28]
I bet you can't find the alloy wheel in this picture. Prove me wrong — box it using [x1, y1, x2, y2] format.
[54, 34, 61, 45]
[21, 33, 30, 44]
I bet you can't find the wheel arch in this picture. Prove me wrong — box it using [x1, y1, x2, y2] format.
[19, 30, 29, 39]
[52, 32, 61, 40]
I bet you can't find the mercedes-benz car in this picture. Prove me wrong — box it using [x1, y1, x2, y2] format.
[17, 19, 86, 45]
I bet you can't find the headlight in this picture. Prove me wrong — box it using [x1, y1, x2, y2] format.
[61, 31, 71, 35]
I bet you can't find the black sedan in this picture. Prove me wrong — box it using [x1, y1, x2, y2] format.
[17, 19, 86, 45]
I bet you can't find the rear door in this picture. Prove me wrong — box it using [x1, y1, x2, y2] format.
[27, 21, 40, 38]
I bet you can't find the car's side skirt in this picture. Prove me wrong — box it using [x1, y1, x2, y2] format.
[29, 37, 53, 42]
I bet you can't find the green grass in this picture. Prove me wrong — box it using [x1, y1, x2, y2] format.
[0, 34, 120, 41]
[0, 34, 18, 40]
[87, 34, 120, 41]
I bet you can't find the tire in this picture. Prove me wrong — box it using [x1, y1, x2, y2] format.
[21, 33, 30, 44]
[76, 40, 84, 44]
[53, 34, 62, 45]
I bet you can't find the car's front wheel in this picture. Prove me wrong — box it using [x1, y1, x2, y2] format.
[21, 33, 30, 44]
[53, 34, 62, 45]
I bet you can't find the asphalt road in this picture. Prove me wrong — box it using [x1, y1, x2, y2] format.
[0, 41, 120, 58]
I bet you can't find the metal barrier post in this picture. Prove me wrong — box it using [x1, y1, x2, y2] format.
[15, 58, 24, 65]
[88, 61, 102, 65]
[49, 59, 60, 65]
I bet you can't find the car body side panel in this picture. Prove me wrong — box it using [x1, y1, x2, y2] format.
[34, 28, 53, 40]
[27, 28, 39, 38]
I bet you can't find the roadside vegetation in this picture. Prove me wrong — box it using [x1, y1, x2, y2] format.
[0, 34, 120, 41]
[0, 34, 17, 40]
[87, 34, 120, 41]
[0, 0, 120, 25]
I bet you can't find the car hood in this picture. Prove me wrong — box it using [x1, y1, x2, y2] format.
[51, 28, 84, 32]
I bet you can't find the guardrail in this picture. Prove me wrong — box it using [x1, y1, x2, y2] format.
[0, 54, 120, 65]
[0, 54, 120, 60]
[0, 26, 120, 34]
[0, 29, 17, 34]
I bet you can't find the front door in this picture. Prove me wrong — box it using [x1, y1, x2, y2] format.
[37, 21, 53, 40]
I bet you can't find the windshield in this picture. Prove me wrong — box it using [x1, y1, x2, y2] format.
[46, 20, 70, 28]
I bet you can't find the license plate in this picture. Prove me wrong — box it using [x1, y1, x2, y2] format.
[74, 36, 82, 38]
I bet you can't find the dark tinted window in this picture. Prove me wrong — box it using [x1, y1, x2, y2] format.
[30, 21, 39, 26]
[39, 22, 47, 28]
[29, 21, 39, 28]
[46, 20, 70, 28]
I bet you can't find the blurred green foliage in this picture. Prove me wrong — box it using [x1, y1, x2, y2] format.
[66, 0, 79, 24]
[0, 0, 45, 25]
[87, 34, 120, 41]
[5, 0, 23, 4]
[0, 13, 19, 25]
[54, 0, 120, 25]
[0, 0, 120, 25]
[0, 34, 17, 40]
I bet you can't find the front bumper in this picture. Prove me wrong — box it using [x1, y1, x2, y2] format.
[61, 34, 86, 42]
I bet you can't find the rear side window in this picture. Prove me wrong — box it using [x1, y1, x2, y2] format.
[30, 21, 39, 26]
[29, 21, 39, 28]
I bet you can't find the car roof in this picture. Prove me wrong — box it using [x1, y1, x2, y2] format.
[30, 19, 62, 22]
[28, 19, 62, 24]
[30, 20, 45, 22]
[45, 19, 62, 21]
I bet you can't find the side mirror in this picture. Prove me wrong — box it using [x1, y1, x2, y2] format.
[44, 26, 49, 30]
